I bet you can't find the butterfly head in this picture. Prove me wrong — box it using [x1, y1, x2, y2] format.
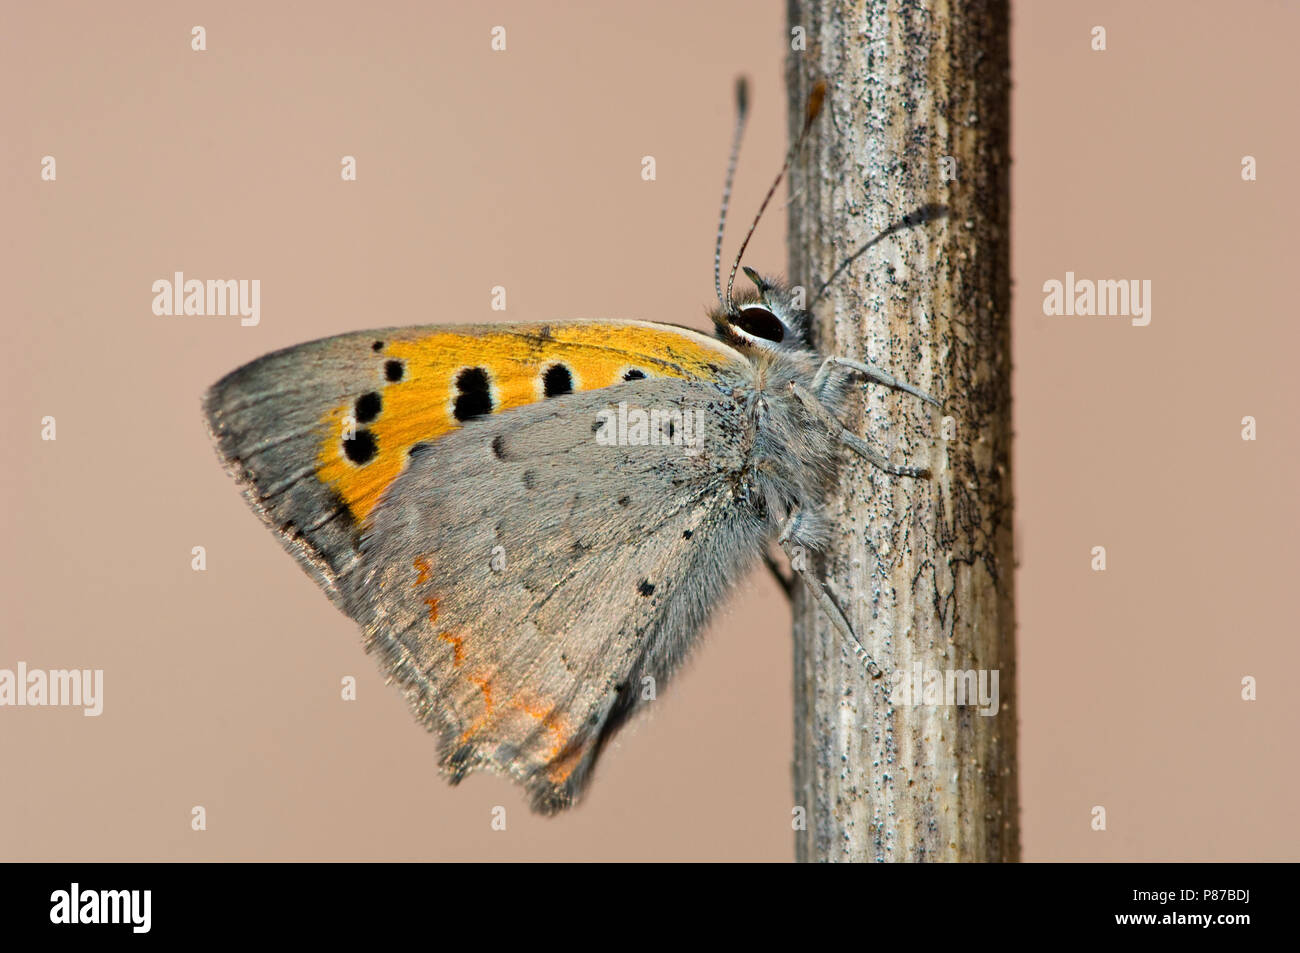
[710, 266, 810, 354]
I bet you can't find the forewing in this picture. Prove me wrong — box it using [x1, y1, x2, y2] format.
[202, 321, 746, 606]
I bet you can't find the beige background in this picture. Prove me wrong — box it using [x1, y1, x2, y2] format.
[2, 1, 1296, 861]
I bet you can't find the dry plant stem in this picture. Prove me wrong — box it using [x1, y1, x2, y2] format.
[786, 0, 1019, 862]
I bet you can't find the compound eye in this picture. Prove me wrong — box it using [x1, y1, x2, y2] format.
[732, 306, 785, 343]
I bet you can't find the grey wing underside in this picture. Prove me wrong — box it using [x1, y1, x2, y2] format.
[344, 378, 767, 813]
[202, 332, 390, 606]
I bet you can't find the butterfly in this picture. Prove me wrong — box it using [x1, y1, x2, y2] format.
[203, 79, 937, 814]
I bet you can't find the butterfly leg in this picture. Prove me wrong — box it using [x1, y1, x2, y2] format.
[777, 513, 883, 679]
[812, 355, 940, 407]
[763, 549, 796, 599]
[788, 382, 930, 478]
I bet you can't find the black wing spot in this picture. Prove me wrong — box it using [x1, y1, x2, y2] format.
[521, 470, 537, 490]
[343, 429, 377, 465]
[623, 368, 646, 381]
[385, 359, 405, 382]
[682, 529, 693, 539]
[638, 579, 655, 597]
[543, 363, 574, 397]
[355, 392, 381, 423]
[447, 743, 475, 781]
[325, 489, 357, 529]
[617, 495, 631, 507]
[453, 366, 494, 422]
[371, 340, 384, 352]
[491, 435, 506, 459]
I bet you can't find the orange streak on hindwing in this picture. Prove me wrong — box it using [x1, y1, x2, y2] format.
[514, 694, 570, 761]
[439, 630, 464, 667]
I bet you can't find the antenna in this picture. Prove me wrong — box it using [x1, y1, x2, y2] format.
[724, 79, 826, 314]
[714, 76, 750, 307]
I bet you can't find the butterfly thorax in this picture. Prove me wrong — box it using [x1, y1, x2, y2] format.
[734, 346, 843, 551]
[709, 271, 845, 551]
